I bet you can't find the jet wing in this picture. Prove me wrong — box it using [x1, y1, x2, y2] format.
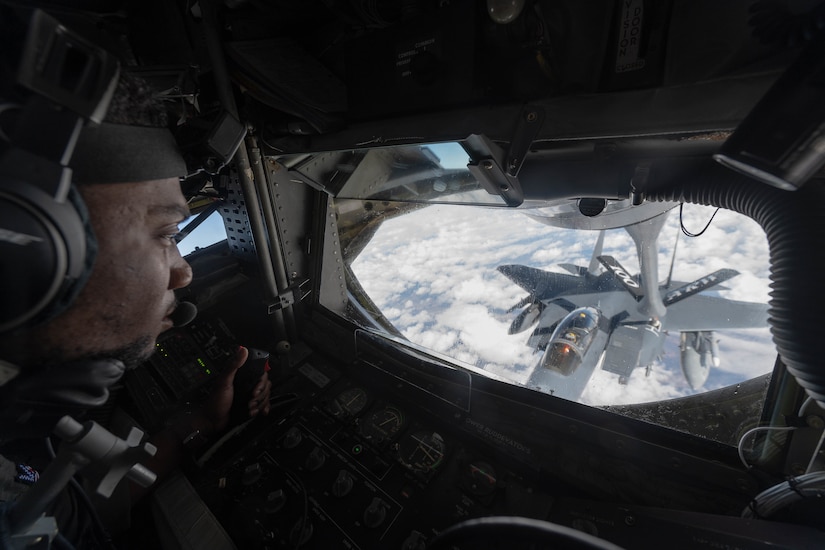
[663, 294, 769, 332]
[497, 265, 585, 298]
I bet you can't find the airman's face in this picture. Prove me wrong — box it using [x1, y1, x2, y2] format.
[29, 179, 193, 367]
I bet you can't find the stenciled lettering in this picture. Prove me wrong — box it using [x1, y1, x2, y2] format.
[614, 267, 639, 288]
[464, 417, 532, 455]
[414, 38, 435, 49]
[616, 0, 644, 73]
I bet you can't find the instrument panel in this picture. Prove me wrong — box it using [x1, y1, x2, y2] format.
[131, 318, 798, 549]
[188, 356, 557, 549]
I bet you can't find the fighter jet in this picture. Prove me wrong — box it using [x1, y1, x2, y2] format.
[499, 208, 769, 401]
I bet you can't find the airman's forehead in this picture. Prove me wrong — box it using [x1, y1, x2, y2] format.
[147, 203, 191, 221]
[78, 179, 188, 220]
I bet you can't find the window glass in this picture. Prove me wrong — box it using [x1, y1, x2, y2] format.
[178, 210, 227, 256]
[333, 198, 774, 436]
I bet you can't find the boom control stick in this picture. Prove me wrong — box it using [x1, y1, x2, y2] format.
[229, 347, 271, 425]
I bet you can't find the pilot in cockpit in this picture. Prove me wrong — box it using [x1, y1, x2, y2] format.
[541, 308, 600, 374]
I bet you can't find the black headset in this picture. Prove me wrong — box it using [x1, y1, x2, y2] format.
[0, 9, 119, 335]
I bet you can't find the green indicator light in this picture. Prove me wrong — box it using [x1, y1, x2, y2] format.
[206, 369, 212, 375]
[352, 444, 362, 455]
[197, 358, 206, 367]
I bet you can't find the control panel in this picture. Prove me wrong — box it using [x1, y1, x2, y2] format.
[127, 318, 800, 549]
[190, 356, 557, 549]
[124, 316, 237, 430]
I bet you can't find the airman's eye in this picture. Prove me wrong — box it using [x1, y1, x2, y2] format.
[164, 233, 182, 244]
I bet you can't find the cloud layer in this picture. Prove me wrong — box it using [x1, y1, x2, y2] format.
[350, 203, 775, 407]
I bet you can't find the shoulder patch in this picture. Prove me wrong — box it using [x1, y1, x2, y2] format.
[14, 463, 39, 486]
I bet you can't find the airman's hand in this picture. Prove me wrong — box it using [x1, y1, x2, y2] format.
[247, 357, 272, 418]
[204, 346, 246, 432]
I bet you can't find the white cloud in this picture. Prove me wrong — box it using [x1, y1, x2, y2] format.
[437, 303, 537, 366]
[581, 360, 686, 406]
[349, 202, 776, 408]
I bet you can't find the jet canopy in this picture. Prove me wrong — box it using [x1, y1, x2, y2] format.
[541, 307, 601, 376]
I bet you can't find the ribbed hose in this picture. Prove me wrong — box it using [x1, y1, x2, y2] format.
[648, 161, 825, 409]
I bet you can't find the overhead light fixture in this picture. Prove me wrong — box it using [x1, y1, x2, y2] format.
[486, 0, 525, 25]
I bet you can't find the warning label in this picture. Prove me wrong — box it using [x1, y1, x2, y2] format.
[615, 0, 645, 73]
[395, 36, 437, 80]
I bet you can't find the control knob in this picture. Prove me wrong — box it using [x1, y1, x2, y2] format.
[363, 497, 387, 529]
[265, 489, 287, 514]
[282, 426, 303, 449]
[402, 530, 427, 550]
[305, 446, 326, 471]
[331, 469, 355, 497]
[242, 462, 262, 486]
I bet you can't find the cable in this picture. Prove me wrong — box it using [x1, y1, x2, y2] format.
[196, 393, 300, 467]
[428, 516, 625, 550]
[258, 128, 285, 154]
[798, 395, 815, 417]
[195, 417, 256, 468]
[679, 202, 721, 237]
[743, 471, 825, 519]
[792, 394, 825, 474]
[805, 428, 825, 474]
[737, 425, 797, 469]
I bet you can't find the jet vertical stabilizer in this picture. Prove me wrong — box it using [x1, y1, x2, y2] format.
[588, 230, 606, 275]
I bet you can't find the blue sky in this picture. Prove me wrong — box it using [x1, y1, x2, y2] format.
[178, 210, 227, 256]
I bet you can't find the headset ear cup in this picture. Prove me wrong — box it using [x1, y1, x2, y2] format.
[0, 178, 96, 334]
[47, 185, 98, 322]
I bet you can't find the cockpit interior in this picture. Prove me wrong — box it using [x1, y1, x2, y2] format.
[3, 0, 825, 548]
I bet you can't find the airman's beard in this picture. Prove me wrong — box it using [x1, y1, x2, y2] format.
[35, 335, 155, 372]
[88, 335, 155, 370]
[0, 331, 156, 373]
